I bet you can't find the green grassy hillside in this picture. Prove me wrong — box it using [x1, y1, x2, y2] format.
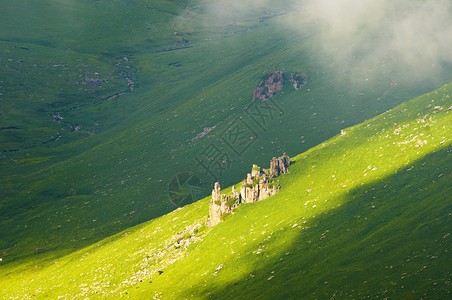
[1, 81, 450, 299]
[2, 0, 452, 266]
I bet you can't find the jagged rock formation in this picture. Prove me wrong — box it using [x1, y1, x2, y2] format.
[208, 154, 291, 226]
[240, 172, 279, 203]
[251, 164, 261, 177]
[253, 71, 285, 101]
[269, 153, 291, 177]
[208, 183, 240, 227]
[253, 71, 307, 101]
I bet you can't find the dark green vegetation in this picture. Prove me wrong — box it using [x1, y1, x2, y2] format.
[1, 0, 452, 294]
[1, 79, 450, 299]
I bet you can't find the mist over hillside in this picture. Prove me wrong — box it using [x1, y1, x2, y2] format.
[298, 0, 452, 80]
[192, 0, 452, 80]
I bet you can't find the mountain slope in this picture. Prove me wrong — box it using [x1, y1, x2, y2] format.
[1, 82, 450, 299]
[2, 0, 452, 264]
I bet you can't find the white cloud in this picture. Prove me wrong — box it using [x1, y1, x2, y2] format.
[182, 0, 452, 81]
[292, 0, 452, 78]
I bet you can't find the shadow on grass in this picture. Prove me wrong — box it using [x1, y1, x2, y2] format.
[180, 145, 452, 299]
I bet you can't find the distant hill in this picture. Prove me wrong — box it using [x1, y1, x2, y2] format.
[1, 82, 450, 299]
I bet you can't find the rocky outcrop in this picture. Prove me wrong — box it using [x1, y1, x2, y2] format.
[253, 71, 307, 101]
[208, 154, 291, 226]
[269, 153, 291, 177]
[288, 72, 307, 90]
[253, 71, 285, 101]
[251, 164, 261, 177]
[208, 183, 240, 227]
[240, 172, 279, 204]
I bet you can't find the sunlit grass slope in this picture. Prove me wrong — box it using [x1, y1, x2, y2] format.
[1, 82, 450, 299]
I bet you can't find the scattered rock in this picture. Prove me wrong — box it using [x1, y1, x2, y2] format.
[85, 78, 103, 87]
[289, 72, 307, 90]
[191, 126, 216, 142]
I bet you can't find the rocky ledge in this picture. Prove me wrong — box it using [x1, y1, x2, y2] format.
[253, 71, 285, 101]
[253, 71, 307, 101]
[208, 153, 291, 226]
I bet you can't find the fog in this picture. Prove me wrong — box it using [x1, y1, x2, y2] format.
[297, 0, 452, 79]
[193, 0, 452, 81]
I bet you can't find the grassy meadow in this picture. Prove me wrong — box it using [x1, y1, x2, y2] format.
[1, 1, 452, 297]
[1, 77, 450, 298]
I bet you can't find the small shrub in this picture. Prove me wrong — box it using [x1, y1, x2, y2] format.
[194, 224, 207, 235]
[269, 182, 279, 188]
[220, 212, 231, 221]
[253, 177, 261, 186]
[225, 197, 238, 208]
